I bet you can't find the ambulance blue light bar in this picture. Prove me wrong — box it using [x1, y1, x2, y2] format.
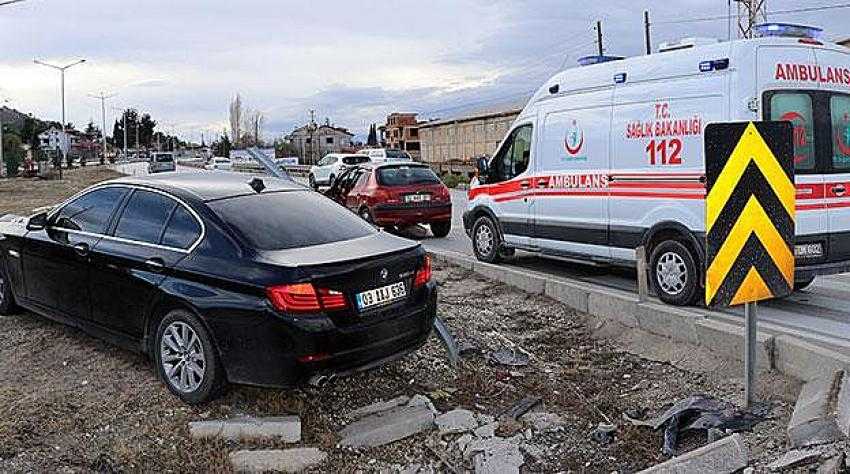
[699, 58, 730, 72]
[754, 23, 822, 39]
[577, 55, 625, 67]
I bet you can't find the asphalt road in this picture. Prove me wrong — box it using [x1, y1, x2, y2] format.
[113, 164, 850, 354]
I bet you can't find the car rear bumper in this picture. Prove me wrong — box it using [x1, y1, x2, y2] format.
[796, 259, 850, 281]
[212, 281, 437, 388]
[372, 203, 452, 226]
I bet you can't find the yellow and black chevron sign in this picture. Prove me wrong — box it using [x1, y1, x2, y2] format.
[705, 122, 795, 307]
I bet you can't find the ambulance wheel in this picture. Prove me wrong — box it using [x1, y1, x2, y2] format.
[794, 277, 815, 292]
[649, 240, 699, 306]
[472, 216, 502, 263]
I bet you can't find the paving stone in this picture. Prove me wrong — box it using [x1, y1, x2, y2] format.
[189, 416, 300, 442]
[229, 448, 326, 473]
[638, 433, 748, 474]
[347, 396, 411, 420]
[339, 406, 435, 448]
[436, 408, 478, 435]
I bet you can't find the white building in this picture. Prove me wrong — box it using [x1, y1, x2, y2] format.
[285, 119, 354, 165]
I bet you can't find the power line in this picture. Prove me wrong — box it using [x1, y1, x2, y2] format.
[654, 2, 850, 25]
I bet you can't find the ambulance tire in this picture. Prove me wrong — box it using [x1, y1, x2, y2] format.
[472, 216, 502, 263]
[649, 240, 699, 306]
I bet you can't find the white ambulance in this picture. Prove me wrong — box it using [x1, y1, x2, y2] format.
[464, 24, 850, 305]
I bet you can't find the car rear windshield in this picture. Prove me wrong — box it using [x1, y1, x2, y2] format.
[386, 150, 411, 160]
[209, 191, 375, 250]
[377, 166, 440, 186]
[155, 154, 174, 162]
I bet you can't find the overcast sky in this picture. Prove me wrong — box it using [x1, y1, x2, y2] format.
[0, 0, 847, 143]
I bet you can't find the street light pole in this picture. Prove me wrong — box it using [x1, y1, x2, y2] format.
[34, 58, 86, 179]
[88, 91, 115, 164]
[0, 98, 8, 177]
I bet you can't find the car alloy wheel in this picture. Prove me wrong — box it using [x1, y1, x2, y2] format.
[160, 321, 206, 393]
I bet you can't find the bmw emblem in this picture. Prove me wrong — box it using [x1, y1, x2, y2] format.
[380, 268, 389, 281]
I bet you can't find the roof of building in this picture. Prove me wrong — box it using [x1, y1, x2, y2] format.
[287, 123, 354, 137]
[419, 95, 529, 128]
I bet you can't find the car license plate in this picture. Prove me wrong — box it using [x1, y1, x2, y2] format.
[356, 282, 406, 310]
[795, 242, 824, 259]
[405, 194, 431, 203]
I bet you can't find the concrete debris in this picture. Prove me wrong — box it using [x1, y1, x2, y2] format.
[188, 416, 300, 442]
[590, 422, 617, 445]
[229, 448, 326, 473]
[816, 452, 845, 474]
[464, 436, 524, 474]
[767, 448, 822, 472]
[474, 422, 498, 438]
[407, 394, 438, 415]
[788, 371, 847, 448]
[489, 348, 529, 367]
[638, 433, 749, 474]
[347, 396, 411, 420]
[454, 433, 474, 453]
[338, 406, 435, 448]
[436, 408, 478, 435]
[520, 412, 565, 432]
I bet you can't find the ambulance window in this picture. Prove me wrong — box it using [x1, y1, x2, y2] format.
[830, 95, 850, 170]
[491, 125, 532, 183]
[770, 93, 816, 171]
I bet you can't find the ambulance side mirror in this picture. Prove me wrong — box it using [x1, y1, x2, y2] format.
[476, 156, 489, 184]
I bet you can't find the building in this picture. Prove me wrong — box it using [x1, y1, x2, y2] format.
[381, 113, 421, 160]
[284, 118, 354, 165]
[418, 97, 527, 171]
[37, 127, 98, 161]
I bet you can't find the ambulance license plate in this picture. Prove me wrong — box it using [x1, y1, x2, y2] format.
[795, 243, 824, 259]
[356, 282, 406, 310]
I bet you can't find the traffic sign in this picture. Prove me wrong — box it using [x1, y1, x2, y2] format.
[704, 121, 795, 308]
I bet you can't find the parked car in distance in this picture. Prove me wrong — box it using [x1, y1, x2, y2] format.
[326, 163, 452, 238]
[148, 152, 176, 173]
[358, 148, 412, 164]
[0, 172, 437, 404]
[205, 156, 233, 171]
[309, 153, 372, 190]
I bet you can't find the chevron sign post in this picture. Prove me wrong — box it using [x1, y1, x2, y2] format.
[704, 121, 794, 407]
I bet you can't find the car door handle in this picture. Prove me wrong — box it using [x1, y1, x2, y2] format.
[145, 258, 165, 272]
[73, 242, 89, 257]
[832, 184, 846, 196]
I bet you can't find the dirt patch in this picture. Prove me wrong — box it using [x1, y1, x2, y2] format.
[0, 262, 793, 472]
[0, 166, 123, 216]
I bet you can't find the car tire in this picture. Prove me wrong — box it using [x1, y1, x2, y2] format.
[472, 216, 502, 263]
[359, 207, 374, 224]
[328, 174, 336, 187]
[649, 240, 700, 306]
[154, 309, 226, 405]
[309, 174, 318, 191]
[0, 264, 20, 316]
[794, 277, 816, 292]
[431, 221, 451, 238]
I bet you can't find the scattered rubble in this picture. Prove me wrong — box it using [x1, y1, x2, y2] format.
[590, 422, 617, 445]
[435, 409, 478, 435]
[788, 370, 849, 448]
[339, 405, 435, 448]
[188, 416, 301, 442]
[639, 433, 749, 474]
[767, 447, 822, 471]
[488, 348, 529, 367]
[229, 448, 326, 473]
[465, 436, 524, 474]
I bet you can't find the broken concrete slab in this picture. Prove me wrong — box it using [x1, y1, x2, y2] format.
[520, 412, 564, 432]
[767, 448, 822, 472]
[347, 396, 410, 420]
[637, 433, 748, 474]
[817, 452, 845, 474]
[188, 416, 300, 442]
[407, 394, 437, 415]
[229, 448, 326, 473]
[465, 436, 524, 474]
[788, 371, 846, 448]
[474, 422, 498, 438]
[338, 406, 435, 448]
[435, 408, 478, 435]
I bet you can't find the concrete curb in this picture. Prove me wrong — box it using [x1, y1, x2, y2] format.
[430, 250, 850, 384]
[637, 433, 748, 473]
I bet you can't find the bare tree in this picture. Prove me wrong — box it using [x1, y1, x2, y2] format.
[228, 94, 242, 147]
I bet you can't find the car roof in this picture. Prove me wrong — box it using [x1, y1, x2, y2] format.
[108, 172, 305, 202]
[363, 162, 430, 170]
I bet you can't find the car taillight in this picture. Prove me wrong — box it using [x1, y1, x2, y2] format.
[266, 283, 348, 313]
[414, 255, 432, 288]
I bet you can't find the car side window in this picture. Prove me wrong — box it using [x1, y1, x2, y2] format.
[114, 190, 177, 245]
[52, 187, 128, 233]
[161, 205, 202, 249]
[490, 124, 533, 183]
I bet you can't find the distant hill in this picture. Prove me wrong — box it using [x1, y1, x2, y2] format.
[0, 106, 53, 132]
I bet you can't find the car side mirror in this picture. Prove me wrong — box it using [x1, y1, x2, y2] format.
[476, 157, 489, 184]
[26, 212, 48, 231]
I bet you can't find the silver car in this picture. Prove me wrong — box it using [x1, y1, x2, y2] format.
[148, 152, 176, 173]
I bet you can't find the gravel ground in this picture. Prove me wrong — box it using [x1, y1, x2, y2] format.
[0, 261, 796, 473]
[0, 166, 123, 215]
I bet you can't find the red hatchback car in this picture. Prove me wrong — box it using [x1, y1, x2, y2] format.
[326, 163, 452, 237]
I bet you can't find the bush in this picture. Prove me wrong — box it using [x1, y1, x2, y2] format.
[441, 173, 461, 188]
[2, 133, 24, 177]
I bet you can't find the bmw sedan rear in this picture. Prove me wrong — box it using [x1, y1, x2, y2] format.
[0, 173, 436, 404]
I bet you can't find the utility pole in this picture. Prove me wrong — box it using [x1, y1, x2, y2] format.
[596, 20, 604, 56]
[88, 91, 115, 164]
[735, 0, 767, 39]
[644, 11, 652, 55]
[34, 58, 86, 179]
[0, 98, 8, 178]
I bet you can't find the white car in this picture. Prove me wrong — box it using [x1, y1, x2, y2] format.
[205, 156, 233, 171]
[309, 153, 372, 190]
[148, 152, 176, 173]
[359, 148, 412, 163]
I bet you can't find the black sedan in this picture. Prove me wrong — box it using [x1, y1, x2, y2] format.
[0, 173, 436, 404]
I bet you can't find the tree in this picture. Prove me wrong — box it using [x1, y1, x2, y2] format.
[367, 123, 378, 146]
[229, 94, 243, 147]
[84, 120, 102, 140]
[3, 133, 24, 177]
[274, 138, 298, 157]
[139, 113, 156, 147]
[212, 130, 232, 158]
